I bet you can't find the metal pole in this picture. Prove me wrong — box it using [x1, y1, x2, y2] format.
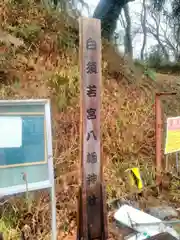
[46, 101, 57, 240]
[176, 152, 179, 174]
[165, 154, 169, 172]
[51, 184, 57, 240]
[133, 219, 180, 227]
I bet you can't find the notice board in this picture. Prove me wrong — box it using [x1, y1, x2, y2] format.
[0, 100, 54, 196]
[165, 117, 180, 154]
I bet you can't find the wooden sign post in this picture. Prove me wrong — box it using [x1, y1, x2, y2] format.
[77, 17, 108, 239]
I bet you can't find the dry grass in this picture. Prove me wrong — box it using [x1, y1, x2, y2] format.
[1, 0, 180, 239]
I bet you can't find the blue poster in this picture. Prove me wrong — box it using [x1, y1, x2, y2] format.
[0, 115, 46, 167]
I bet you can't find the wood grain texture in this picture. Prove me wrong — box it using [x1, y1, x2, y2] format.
[79, 17, 104, 239]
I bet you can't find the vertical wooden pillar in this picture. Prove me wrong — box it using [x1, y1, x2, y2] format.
[78, 17, 108, 240]
[155, 93, 162, 186]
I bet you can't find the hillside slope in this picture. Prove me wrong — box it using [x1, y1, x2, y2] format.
[1, 0, 180, 239]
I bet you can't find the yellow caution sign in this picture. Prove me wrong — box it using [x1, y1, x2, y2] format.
[125, 168, 143, 190]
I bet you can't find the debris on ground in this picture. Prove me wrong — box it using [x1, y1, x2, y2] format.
[148, 232, 178, 240]
[146, 206, 179, 221]
[114, 204, 179, 239]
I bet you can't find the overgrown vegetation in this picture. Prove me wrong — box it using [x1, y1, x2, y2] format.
[1, 0, 180, 239]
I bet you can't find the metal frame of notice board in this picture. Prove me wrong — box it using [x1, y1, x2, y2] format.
[0, 99, 56, 240]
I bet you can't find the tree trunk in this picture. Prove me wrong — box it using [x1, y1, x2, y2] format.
[157, 40, 169, 60]
[150, 32, 169, 60]
[93, 0, 134, 41]
[123, 3, 133, 57]
[140, 0, 147, 60]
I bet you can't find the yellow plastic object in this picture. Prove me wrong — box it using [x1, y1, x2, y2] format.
[125, 168, 143, 189]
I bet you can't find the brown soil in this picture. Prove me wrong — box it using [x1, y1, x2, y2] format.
[0, 0, 180, 239]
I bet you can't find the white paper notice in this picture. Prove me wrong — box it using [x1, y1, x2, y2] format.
[0, 116, 22, 148]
